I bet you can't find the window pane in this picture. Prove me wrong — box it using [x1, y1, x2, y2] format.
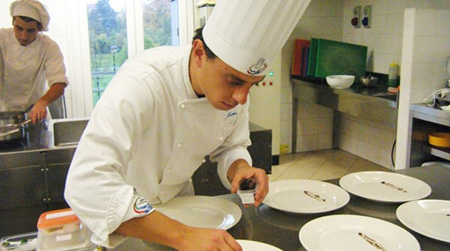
[87, 0, 127, 105]
[142, 0, 179, 49]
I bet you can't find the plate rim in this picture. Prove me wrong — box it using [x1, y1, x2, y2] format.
[396, 199, 450, 243]
[263, 179, 350, 214]
[299, 214, 421, 251]
[154, 195, 242, 230]
[236, 239, 283, 251]
[339, 171, 432, 202]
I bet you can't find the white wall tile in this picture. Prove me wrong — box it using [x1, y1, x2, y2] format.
[411, 36, 436, 63]
[436, 10, 450, 36]
[413, 9, 437, 36]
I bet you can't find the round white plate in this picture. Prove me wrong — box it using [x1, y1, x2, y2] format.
[263, 179, 350, 213]
[154, 196, 241, 230]
[299, 215, 420, 251]
[237, 240, 282, 251]
[396, 199, 450, 243]
[339, 171, 431, 202]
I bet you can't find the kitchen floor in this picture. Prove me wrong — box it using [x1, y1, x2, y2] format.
[269, 149, 389, 182]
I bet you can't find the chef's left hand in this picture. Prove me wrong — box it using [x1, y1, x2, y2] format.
[229, 160, 268, 207]
[29, 100, 47, 124]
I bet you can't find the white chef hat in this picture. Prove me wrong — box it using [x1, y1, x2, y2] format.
[10, 0, 50, 31]
[203, 0, 311, 76]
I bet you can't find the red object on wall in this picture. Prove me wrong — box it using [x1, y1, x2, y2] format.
[291, 39, 310, 77]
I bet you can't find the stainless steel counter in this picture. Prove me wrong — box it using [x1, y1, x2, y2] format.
[112, 165, 450, 251]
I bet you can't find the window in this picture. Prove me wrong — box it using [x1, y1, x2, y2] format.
[86, 0, 180, 105]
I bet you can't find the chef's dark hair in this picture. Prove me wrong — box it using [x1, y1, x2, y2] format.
[13, 16, 43, 31]
[192, 27, 216, 59]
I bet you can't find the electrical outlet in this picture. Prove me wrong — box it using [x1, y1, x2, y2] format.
[352, 6, 362, 28]
[362, 5, 372, 28]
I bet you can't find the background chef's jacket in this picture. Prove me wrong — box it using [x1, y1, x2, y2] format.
[64, 44, 253, 247]
[0, 28, 68, 111]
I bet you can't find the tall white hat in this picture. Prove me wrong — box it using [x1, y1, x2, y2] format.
[10, 0, 50, 31]
[203, 0, 311, 76]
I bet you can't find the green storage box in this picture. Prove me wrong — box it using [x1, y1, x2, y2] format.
[307, 38, 367, 80]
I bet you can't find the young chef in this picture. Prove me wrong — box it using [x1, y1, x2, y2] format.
[0, 0, 68, 123]
[65, 0, 310, 250]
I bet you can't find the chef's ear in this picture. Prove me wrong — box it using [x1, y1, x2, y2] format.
[192, 39, 206, 67]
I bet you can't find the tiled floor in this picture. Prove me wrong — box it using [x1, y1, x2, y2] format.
[269, 149, 389, 182]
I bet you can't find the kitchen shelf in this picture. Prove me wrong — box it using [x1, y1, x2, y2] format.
[421, 144, 450, 161]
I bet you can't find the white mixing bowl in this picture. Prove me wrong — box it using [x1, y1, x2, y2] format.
[326, 75, 355, 89]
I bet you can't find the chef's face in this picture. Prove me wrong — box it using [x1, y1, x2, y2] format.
[191, 40, 264, 111]
[13, 17, 39, 46]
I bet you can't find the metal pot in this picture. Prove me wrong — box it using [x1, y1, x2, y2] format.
[0, 111, 28, 143]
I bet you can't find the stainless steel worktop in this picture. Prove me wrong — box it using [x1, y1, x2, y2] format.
[111, 165, 450, 251]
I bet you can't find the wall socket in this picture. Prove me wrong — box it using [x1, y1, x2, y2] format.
[352, 6, 362, 28]
[362, 5, 372, 28]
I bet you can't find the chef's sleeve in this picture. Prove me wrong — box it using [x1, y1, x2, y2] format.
[64, 74, 154, 247]
[44, 40, 69, 87]
[209, 98, 252, 189]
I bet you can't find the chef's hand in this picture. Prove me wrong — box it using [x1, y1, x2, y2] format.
[229, 159, 269, 207]
[177, 227, 242, 251]
[29, 100, 47, 124]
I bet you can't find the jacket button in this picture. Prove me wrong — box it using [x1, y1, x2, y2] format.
[177, 142, 183, 147]
[219, 137, 224, 141]
[202, 159, 206, 163]
[180, 104, 186, 109]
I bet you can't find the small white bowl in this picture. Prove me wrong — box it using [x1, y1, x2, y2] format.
[326, 75, 355, 89]
[441, 105, 450, 113]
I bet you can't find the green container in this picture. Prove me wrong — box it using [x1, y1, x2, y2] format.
[307, 38, 368, 80]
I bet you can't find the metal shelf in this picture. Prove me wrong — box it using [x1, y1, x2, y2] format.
[421, 144, 450, 161]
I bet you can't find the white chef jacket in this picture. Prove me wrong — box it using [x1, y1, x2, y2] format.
[0, 28, 68, 111]
[64, 44, 253, 247]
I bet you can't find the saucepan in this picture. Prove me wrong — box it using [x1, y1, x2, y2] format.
[0, 106, 33, 143]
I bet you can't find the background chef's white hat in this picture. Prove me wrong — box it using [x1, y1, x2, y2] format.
[203, 0, 311, 76]
[10, 0, 50, 31]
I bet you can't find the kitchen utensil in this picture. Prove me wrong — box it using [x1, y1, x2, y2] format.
[326, 75, 355, 89]
[263, 179, 350, 214]
[440, 105, 450, 112]
[428, 132, 450, 148]
[359, 75, 379, 87]
[299, 215, 421, 251]
[0, 119, 31, 138]
[339, 171, 432, 202]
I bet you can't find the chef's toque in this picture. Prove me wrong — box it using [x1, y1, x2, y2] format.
[10, 0, 50, 31]
[203, 0, 311, 76]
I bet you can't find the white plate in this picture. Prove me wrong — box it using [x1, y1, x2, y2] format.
[263, 179, 350, 213]
[237, 240, 282, 251]
[299, 215, 420, 251]
[339, 171, 431, 202]
[396, 199, 450, 243]
[154, 196, 241, 230]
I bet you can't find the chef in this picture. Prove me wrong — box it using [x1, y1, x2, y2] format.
[0, 0, 68, 123]
[65, 0, 310, 250]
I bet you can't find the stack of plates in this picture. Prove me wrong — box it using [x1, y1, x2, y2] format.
[263, 179, 350, 213]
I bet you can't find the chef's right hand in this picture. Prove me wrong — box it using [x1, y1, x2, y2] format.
[176, 227, 242, 251]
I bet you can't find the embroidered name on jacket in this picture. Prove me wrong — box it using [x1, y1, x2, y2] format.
[227, 111, 237, 118]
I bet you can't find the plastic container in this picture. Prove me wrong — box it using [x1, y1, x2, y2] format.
[388, 60, 398, 87]
[37, 208, 94, 251]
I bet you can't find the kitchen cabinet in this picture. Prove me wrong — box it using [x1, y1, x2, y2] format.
[409, 104, 450, 167]
[0, 148, 75, 237]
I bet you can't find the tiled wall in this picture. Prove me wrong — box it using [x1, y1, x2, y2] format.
[396, 8, 450, 169]
[280, 0, 343, 153]
[282, 0, 450, 169]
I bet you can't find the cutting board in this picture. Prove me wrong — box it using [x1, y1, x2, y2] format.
[307, 38, 367, 80]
